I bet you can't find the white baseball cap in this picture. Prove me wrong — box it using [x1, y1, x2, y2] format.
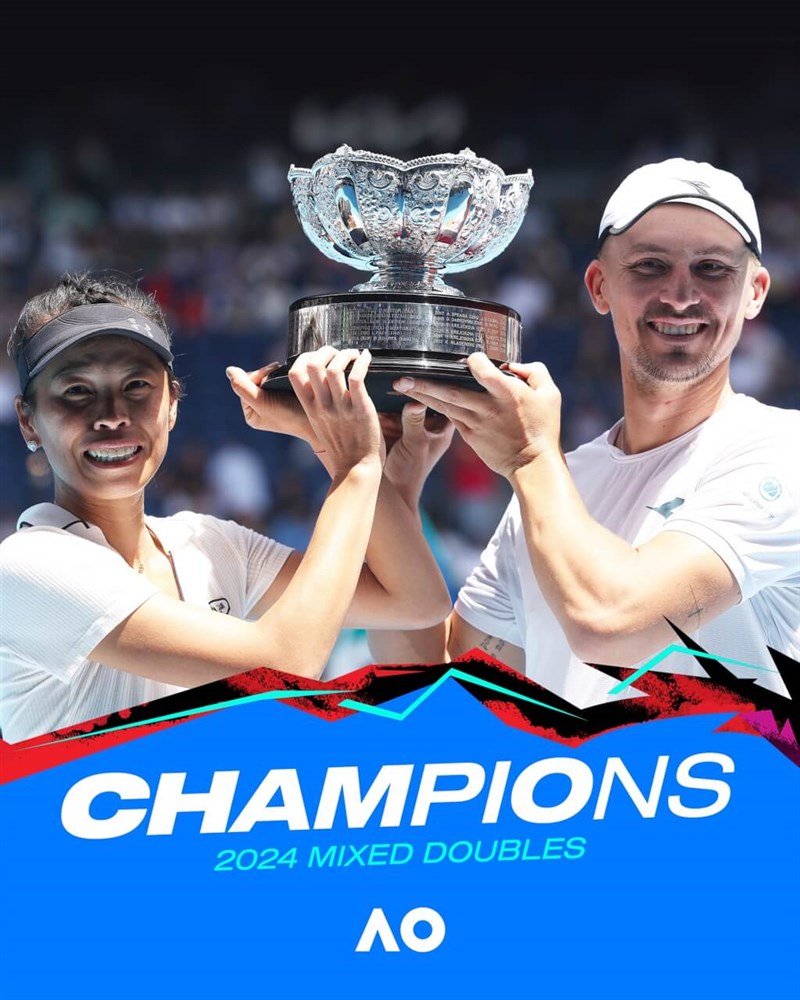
[598, 158, 761, 257]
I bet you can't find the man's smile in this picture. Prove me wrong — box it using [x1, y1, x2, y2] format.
[648, 321, 706, 337]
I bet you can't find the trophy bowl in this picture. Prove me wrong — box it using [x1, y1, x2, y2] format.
[263, 145, 534, 411]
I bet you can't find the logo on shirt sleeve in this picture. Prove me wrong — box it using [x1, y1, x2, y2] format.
[646, 497, 685, 519]
[209, 598, 231, 614]
[758, 477, 782, 501]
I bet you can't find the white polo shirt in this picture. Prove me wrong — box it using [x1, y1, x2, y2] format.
[456, 394, 800, 707]
[0, 504, 292, 742]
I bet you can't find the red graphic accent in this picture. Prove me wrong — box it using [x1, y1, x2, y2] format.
[1, 636, 797, 784]
[0, 664, 437, 783]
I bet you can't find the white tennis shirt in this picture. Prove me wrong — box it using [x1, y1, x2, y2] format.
[0, 504, 292, 742]
[456, 394, 800, 708]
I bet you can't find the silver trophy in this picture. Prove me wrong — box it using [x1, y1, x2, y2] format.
[263, 145, 534, 411]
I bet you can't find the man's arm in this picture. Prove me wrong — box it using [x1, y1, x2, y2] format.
[366, 612, 526, 671]
[506, 453, 739, 664]
[392, 354, 743, 668]
[449, 613, 526, 669]
[362, 399, 529, 670]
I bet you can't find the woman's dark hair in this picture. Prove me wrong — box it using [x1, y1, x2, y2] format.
[8, 272, 176, 405]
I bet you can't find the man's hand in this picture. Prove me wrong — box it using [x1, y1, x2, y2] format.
[378, 402, 455, 509]
[393, 352, 562, 480]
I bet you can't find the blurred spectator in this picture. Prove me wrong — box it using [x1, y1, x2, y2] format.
[266, 470, 316, 550]
[206, 439, 273, 531]
[729, 316, 797, 401]
[0, 357, 18, 426]
[2, 73, 797, 587]
[438, 435, 511, 547]
[152, 439, 217, 518]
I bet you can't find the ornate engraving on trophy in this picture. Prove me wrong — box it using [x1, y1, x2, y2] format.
[263, 145, 534, 410]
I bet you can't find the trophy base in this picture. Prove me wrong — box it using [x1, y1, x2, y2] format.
[262, 351, 496, 413]
[262, 291, 522, 412]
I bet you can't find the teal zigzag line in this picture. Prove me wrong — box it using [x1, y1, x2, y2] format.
[22, 688, 348, 749]
[25, 668, 584, 747]
[339, 668, 585, 721]
[608, 645, 775, 694]
[23, 644, 775, 749]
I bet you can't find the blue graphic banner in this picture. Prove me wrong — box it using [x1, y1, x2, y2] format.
[1, 675, 797, 1000]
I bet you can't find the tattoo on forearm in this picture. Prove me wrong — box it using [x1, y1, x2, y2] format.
[479, 635, 507, 657]
[686, 586, 704, 626]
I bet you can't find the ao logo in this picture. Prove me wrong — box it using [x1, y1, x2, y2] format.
[355, 906, 446, 953]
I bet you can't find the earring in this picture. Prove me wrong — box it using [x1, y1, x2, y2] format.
[27, 441, 39, 453]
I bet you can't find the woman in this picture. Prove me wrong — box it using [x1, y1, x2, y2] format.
[0, 274, 451, 743]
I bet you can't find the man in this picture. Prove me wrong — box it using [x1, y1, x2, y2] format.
[371, 158, 799, 708]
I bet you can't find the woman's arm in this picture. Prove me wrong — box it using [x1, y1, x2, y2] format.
[230, 349, 453, 631]
[361, 400, 458, 663]
[92, 350, 385, 682]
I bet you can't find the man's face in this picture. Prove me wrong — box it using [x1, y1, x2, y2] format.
[584, 204, 769, 388]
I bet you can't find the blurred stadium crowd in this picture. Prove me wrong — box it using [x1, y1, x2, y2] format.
[2, 78, 798, 674]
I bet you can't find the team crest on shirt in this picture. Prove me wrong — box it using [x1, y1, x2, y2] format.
[209, 598, 231, 614]
[758, 477, 782, 501]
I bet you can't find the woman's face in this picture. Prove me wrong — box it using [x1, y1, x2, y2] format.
[17, 335, 178, 508]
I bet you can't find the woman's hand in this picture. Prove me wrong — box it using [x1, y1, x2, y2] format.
[378, 403, 455, 509]
[287, 347, 384, 480]
[226, 362, 318, 445]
